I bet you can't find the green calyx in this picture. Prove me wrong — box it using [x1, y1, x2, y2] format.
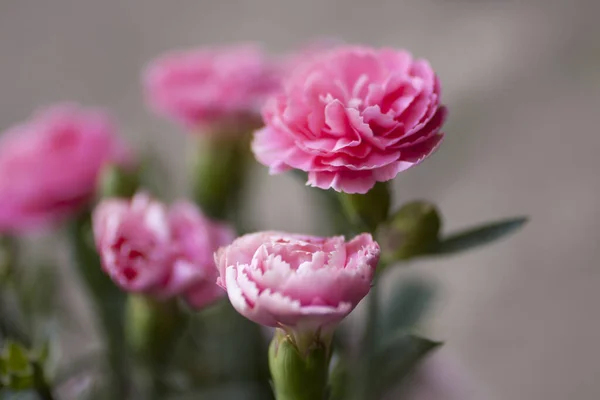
[338, 181, 391, 233]
[268, 329, 330, 400]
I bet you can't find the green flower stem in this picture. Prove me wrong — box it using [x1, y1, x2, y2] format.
[356, 274, 381, 400]
[126, 296, 186, 400]
[337, 183, 392, 400]
[191, 129, 272, 398]
[33, 362, 55, 400]
[191, 133, 252, 224]
[66, 215, 129, 398]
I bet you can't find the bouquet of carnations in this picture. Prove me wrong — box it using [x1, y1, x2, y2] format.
[0, 42, 525, 400]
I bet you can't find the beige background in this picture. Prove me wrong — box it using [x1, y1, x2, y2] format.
[1, 0, 600, 399]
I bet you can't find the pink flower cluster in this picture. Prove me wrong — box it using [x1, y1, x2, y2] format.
[93, 193, 234, 309]
[215, 231, 380, 339]
[144, 43, 281, 129]
[0, 104, 130, 232]
[253, 46, 446, 194]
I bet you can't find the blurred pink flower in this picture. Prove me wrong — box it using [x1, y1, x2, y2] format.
[0, 104, 130, 232]
[144, 43, 281, 130]
[253, 46, 446, 194]
[215, 231, 380, 342]
[93, 193, 234, 309]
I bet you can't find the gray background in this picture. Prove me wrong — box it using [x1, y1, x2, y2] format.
[1, 1, 599, 399]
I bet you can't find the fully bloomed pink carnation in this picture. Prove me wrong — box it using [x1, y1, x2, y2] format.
[215, 231, 380, 340]
[144, 43, 281, 129]
[0, 104, 130, 232]
[93, 193, 234, 309]
[253, 46, 446, 194]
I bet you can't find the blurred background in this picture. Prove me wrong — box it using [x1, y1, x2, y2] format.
[1, 0, 599, 399]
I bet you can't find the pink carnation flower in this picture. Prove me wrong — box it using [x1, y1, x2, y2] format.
[0, 104, 130, 232]
[144, 43, 281, 129]
[253, 46, 446, 194]
[93, 193, 234, 309]
[215, 231, 380, 343]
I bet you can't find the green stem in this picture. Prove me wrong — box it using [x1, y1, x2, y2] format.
[192, 133, 251, 224]
[126, 296, 186, 400]
[66, 215, 129, 398]
[191, 130, 272, 398]
[33, 363, 55, 400]
[360, 276, 380, 399]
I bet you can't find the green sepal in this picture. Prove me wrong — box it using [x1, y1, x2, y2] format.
[268, 329, 329, 400]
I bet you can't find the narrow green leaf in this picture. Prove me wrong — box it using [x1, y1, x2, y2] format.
[371, 334, 441, 398]
[433, 216, 528, 255]
[380, 278, 436, 338]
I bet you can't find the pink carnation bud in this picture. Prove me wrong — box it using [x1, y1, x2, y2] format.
[252, 46, 446, 194]
[0, 103, 130, 232]
[215, 231, 380, 344]
[93, 193, 234, 309]
[143, 43, 281, 130]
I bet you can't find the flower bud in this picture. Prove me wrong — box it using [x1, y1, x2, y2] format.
[215, 231, 380, 343]
[339, 181, 391, 232]
[377, 201, 441, 262]
[268, 329, 329, 400]
[93, 193, 232, 308]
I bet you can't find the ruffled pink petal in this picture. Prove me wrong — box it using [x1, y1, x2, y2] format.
[252, 46, 446, 193]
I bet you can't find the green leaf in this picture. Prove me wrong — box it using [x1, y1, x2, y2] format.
[380, 278, 436, 338]
[0, 342, 35, 391]
[433, 217, 528, 255]
[371, 334, 441, 398]
[4, 342, 30, 374]
[5, 374, 34, 391]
